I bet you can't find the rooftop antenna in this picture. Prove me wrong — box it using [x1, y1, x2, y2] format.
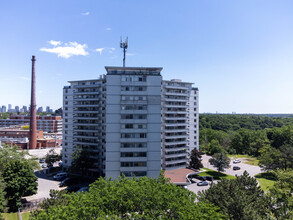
[120, 36, 128, 67]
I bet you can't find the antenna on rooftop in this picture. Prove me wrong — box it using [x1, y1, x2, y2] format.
[120, 36, 128, 67]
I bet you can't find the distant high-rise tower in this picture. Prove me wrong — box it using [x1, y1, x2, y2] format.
[29, 56, 37, 149]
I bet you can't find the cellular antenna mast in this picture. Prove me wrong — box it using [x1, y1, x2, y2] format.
[120, 36, 128, 67]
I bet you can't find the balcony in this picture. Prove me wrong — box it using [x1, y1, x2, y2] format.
[164, 152, 187, 159]
[164, 141, 188, 146]
[164, 85, 189, 90]
[165, 159, 187, 165]
[164, 92, 189, 96]
[164, 135, 188, 139]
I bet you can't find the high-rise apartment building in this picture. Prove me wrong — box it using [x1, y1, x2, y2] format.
[63, 66, 199, 178]
[161, 80, 199, 170]
[63, 67, 162, 178]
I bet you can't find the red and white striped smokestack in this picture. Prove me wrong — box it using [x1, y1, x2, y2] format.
[29, 56, 37, 149]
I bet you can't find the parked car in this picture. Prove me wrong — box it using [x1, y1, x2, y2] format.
[194, 175, 206, 181]
[59, 178, 70, 187]
[205, 176, 214, 181]
[59, 177, 80, 187]
[53, 172, 68, 181]
[197, 181, 209, 186]
[233, 159, 241, 164]
[41, 163, 47, 168]
[66, 184, 85, 193]
[39, 158, 45, 163]
[233, 166, 241, 170]
[76, 186, 89, 193]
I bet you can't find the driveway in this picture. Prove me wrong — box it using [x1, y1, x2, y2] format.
[187, 154, 263, 195]
[24, 169, 60, 202]
[201, 154, 262, 177]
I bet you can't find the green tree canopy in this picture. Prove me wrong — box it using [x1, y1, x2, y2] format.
[2, 160, 37, 211]
[208, 152, 230, 172]
[189, 148, 203, 170]
[0, 174, 6, 219]
[198, 171, 270, 219]
[269, 169, 293, 219]
[0, 144, 39, 170]
[70, 146, 95, 176]
[45, 149, 62, 167]
[32, 175, 226, 219]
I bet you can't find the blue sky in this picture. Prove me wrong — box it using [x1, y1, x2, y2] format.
[1, 0, 293, 113]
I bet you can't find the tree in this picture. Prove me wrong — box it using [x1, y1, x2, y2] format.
[269, 169, 293, 219]
[259, 144, 293, 171]
[33, 174, 226, 219]
[0, 175, 6, 219]
[208, 152, 230, 172]
[2, 160, 38, 211]
[189, 148, 203, 170]
[207, 139, 224, 155]
[0, 144, 39, 170]
[198, 171, 270, 219]
[45, 149, 62, 167]
[70, 146, 95, 176]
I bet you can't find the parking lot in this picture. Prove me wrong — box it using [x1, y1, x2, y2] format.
[187, 154, 263, 195]
[201, 154, 262, 177]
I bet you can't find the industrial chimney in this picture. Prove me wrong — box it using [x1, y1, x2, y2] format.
[29, 56, 37, 149]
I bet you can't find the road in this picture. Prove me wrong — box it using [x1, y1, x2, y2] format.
[24, 169, 60, 202]
[187, 154, 263, 195]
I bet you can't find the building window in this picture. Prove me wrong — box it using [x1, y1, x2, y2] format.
[121, 133, 147, 138]
[121, 124, 147, 129]
[121, 162, 147, 167]
[120, 171, 147, 177]
[121, 105, 147, 110]
[121, 143, 147, 148]
[121, 152, 147, 157]
[121, 114, 147, 120]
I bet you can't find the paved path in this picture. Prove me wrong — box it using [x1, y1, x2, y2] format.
[24, 169, 60, 201]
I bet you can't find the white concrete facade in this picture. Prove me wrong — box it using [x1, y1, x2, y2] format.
[161, 80, 199, 170]
[62, 67, 199, 178]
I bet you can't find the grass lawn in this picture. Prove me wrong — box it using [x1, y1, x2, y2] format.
[22, 212, 30, 220]
[2, 213, 18, 220]
[255, 172, 277, 191]
[199, 168, 236, 180]
[228, 154, 259, 166]
[1, 212, 30, 220]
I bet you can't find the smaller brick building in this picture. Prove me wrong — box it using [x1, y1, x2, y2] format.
[0, 115, 62, 133]
[0, 126, 62, 149]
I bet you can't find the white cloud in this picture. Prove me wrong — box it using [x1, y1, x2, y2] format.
[106, 27, 111, 31]
[96, 48, 105, 55]
[82, 12, 90, 16]
[40, 41, 89, 58]
[95, 47, 116, 55]
[49, 40, 61, 46]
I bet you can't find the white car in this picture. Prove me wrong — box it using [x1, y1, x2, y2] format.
[42, 163, 47, 168]
[233, 159, 241, 164]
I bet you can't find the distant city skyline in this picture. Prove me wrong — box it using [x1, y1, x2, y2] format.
[1, 1, 293, 113]
[0, 104, 54, 113]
